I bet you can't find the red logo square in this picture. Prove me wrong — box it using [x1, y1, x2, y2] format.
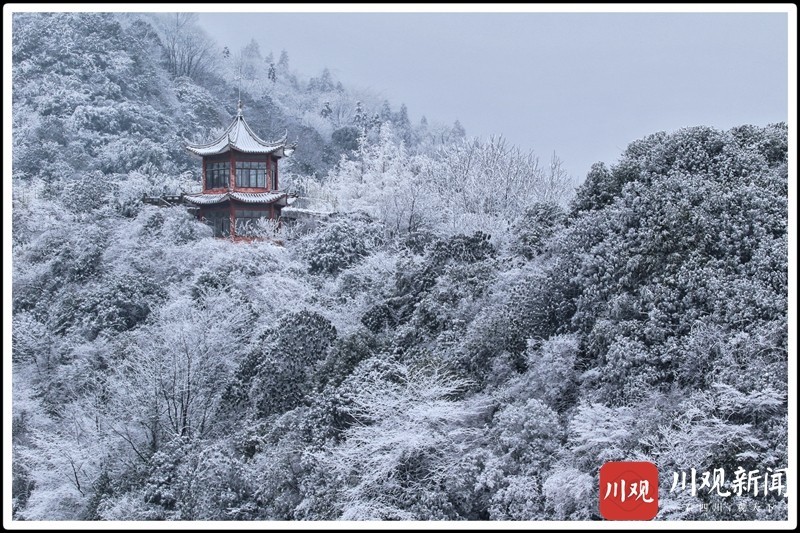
[599, 461, 659, 520]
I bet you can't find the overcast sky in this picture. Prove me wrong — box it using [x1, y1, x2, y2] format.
[197, 11, 789, 182]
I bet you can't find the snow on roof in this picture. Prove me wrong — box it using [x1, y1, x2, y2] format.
[230, 191, 287, 204]
[281, 206, 335, 219]
[183, 193, 229, 205]
[281, 197, 336, 218]
[186, 103, 290, 157]
[184, 191, 287, 206]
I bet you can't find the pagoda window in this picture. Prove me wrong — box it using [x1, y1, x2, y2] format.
[206, 161, 230, 189]
[236, 161, 267, 188]
[204, 211, 230, 237]
[269, 162, 277, 190]
[235, 208, 269, 236]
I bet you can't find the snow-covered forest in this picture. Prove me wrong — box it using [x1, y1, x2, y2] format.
[10, 13, 788, 521]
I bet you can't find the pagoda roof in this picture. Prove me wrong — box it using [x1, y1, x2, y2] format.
[184, 191, 288, 206]
[186, 104, 293, 157]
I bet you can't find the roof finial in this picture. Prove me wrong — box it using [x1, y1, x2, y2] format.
[237, 99, 243, 117]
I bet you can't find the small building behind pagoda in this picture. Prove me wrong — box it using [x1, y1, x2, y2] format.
[184, 102, 295, 238]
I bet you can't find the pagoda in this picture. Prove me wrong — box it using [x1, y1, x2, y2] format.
[184, 102, 295, 238]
